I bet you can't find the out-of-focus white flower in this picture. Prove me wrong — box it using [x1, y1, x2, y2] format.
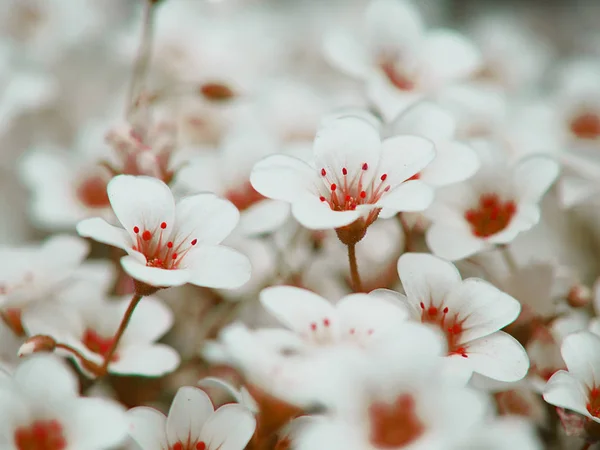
[77, 175, 251, 289]
[22, 292, 179, 377]
[128, 386, 256, 450]
[389, 253, 529, 383]
[455, 417, 542, 450]
[0, 354, 127, 449]
[543, 331, 600, 423]
[0, 320, 21, 374]
[324, 0, 481, 120]
[251, 115, 434, 239]
[426, 146, 560, 260]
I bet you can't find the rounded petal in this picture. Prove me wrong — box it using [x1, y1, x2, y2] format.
[561, 331, 600, 388]
[426, 223, 486, 261]
[377, 135, 436, 188]
[513, 156, 560, 203]
[167, 387, 214, 445]
[389, 101, 456, 143]
[122, 296, 174, 344]
[121, 255, 190, 288]
[127, 407, 168, 450]
[323, 30, 371, 79]
[463, 331, 530, 382]
[543, 370, 590, 417]
[260, 286, 336, 335]
[184, 245, 251, 289]
[239, 200, 290, 236]
[292, 194, 360, 230]
[251, 154, 317, 202]
[173, 193, 239, 246]
[14, 354, 78, 400]
[108, 175, 175, 240]
[377, 180, 434, 212]
[420, 141, 480, 186]
[110, 344, 180, 377]
[201, 404, 256, 450]
[397, 253, 462, 313]
[76, 218, 131, 251]
[365, 0, 423, 52]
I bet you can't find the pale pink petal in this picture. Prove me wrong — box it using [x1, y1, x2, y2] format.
[166, 387, 214, 445]
[110, 344, 180, 377]
[462, 331, 529, 382]
[513, 156, 560, 203]
[184, 245, 251, 289]
[376, 180, 434, 213]
[377, 135, 436, 188]
[397, 253, 462, 314]
[201, 404, 256, 450]
[63, 398, 128, 449]
[323, 30, 371, 79]
[260, 286, 337, 336]
[389, 101, 456, 143]
[120, 255, 190, 288]
[291, 194, 361, 230]
[173, 193, 239, 246]
[127, 407, 168, 450]
[239, 200, 290, 236]
[426, 223, 486, 261]
[14, 355, 78, 400]
[76, 218, 131, 251]
[420, 141, 480, 186]
[365, 0, 423, 53]
[108, 175, 175, 240]
[560, 331, 600, 389]
[543, 370, 590, 417]
[250, 154, 317, 202]
[313, 116, 381, 188]
[121, 296, 174, 344]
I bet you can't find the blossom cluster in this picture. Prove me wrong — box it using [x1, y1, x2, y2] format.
[2, 0, 600, 449]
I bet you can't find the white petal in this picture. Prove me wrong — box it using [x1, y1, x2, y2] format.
[167, 387, 214, 445]
[65, 397, 128, 449]
[14, 355, 78, 400]
[420, 141, 480, 186]
[367, 73, 424, 121]
[513, 156, 560, 203]
[109, 344, 180, 377]
[389, 101, 456, 143]
[377, 180, 434, 212]
[558, 176, 597, 208]
[127, 407, 168, 450]
[292, 194, 361, 230]
[121, 255, 190, 288]
[426, 223, 486, 261]
[322, 30, 371, 79]
[463, 331, 530, 382]
[40, 235, 90, 270]
[260, 286, 337, 335]
[365, 0, 423, 52]
[377, 135, 436, 188]
[561, 331, 600, 388]
[76, 218, 131, 251]
[121, 296, 174, 344]
[108, 175, 175, 240]
[173, 193, 239, 246]
[250, 154, 317, 202]
[239, 200, 290, 236]
[420, 29, 481, 84]
[313, 116, 381, 187]
[543, 370, 590, 417]
[445, 279, 521, 343]
[184, 245, 251, 289]
[397, 253, 462, 313]
[201, 404, 256, 450]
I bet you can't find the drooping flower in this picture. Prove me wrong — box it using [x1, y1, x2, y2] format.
[251, 115, 435, 244]
[128, 386, 256, 450]
[76, 175, 251, 289]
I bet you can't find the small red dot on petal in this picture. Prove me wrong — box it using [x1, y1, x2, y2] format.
[160, 222, 167, 229]
[191, 239, 197, 245]
[321, 168, 326, 176]
[133, 226, 140, 233]
[362, 163, 368, 170]
[323, 318, 330, 326]
[310, 322, 317, 331]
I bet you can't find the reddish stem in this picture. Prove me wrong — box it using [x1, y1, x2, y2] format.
[348, 243, 363, 293]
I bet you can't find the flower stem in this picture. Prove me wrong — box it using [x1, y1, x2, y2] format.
[347, 243, 363, 293]
[499, 244, 517, 274]
[580, 442, 592, 450]
[397, 213, 414, 252]
[100, 293, 143, 375]
[55, 343, 104, 376]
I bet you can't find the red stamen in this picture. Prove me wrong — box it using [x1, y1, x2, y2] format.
[342, 168, 348, 175]
[362, 163, 368, 170]
[321, 168, 327, 176]
[160, 222, 167, 229]
[133, 226, 140, 233]
[191, 239, 197, 245]
[142, 230, 152, 241]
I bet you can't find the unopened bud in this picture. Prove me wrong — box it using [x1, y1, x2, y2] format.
[567, 284, 592, 308]
[18, 335, 56, 357]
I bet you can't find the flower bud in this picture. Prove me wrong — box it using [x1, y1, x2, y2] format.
[18, 335, 57, 357]
[567, 284, 592, 308]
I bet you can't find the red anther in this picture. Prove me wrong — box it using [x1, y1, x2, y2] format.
[197, 443, 207, 450]
[345, 195, 352, 201]
[323, 318, 330, 326]
[142, 230, 152, 241]
[380, 174, 387, 181]
[342, 168, 348, 175]
[160, 222, 167, 229]
[330, 183, 337, 191]
[310, 322, 317, 331]
[167, 242, 173, 248]
[133, 226, 140, 233]
[319, 196, 326, 202]
[427, 306, 438, 316]
[172, 253, 178, 260]
[321, 168, 327, 176]
[443, 307, 449, 314]
[360, 191, 367, 198]
[419, 302, 425, 309]
[362, 163, 368, 170]
[173, 443, 183, 450]
[350, 328, 355, 334]
[191, 239, 197, 245]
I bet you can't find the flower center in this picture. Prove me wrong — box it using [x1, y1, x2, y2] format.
[171, 441, 207, 450]
[464, 193, 516, 238]
[14, 419, 67, 450]
[131, 222, 197, 270]
[76, 173, 110, 209]
[587, 386, 600, 417]
[419, 302, 468, 357]
[82, 328, 118, 361]
[379, 61, 415, 91]
[226, 182, 265, 212]
[570, 112, 600, 140]
[369, 394, 425, 448]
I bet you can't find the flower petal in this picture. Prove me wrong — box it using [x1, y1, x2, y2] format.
[377, 180, 434, 213]
[323, 30, 371, 79]
[560, 331, 600, 389]
[166, 387, 214, 445]
[109, 344, 180, 377]
[543, 370, 590, 417]
[365, 0, 423, 53]
[239, 199, 290, 236]
[184, 245, 251, 289]
[121, 296, 174, 344]
[14, 355, 78, 400]
[251, 154, 317, 202]
[377, 135, 436, 188]
[201, 404, 256, 450]
[420, 141, 480, 186]
[121, 255, 190, 288]
[389, 101, 456, 143]
[513, 156, 560, 203]
[127, 407, 168, 450]
[292, 194, 361, 230]
[426, 223, 486, 261]
[76, 218, 131, 251]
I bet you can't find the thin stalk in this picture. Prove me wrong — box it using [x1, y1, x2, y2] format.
[348, 243, 363, 293]
[397, 213, 414, 252]
[499, 244, 518, 274]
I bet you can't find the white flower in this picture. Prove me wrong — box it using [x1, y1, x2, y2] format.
[259, 286, 408, 349]
[128, 386, 256, 450]
[425, 147, 560, 261]
[0, 354, 127, 450]
[389, 253, 529, 383]
[76, 175, 251, 289]
[250, 115, 435, 241]
[21, 292, 179, 377]
[543, 331, 600, 423]
[456, 417, 542, 450]
[0, 320, 21, 374]
[324, 0, 481, 120]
